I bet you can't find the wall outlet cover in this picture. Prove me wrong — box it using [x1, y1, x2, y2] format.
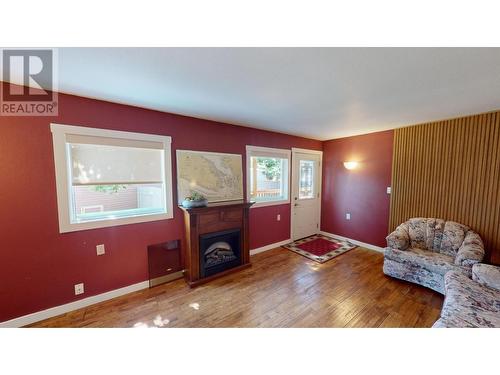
[387, 186, 392, 194]
[277, 214, 281, 221]
[74, 283, 84, 295]
[96, 244, 105, 255]
[346, 213, 351, 220]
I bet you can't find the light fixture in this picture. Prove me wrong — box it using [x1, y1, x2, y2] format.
[343, 161, 358, 170]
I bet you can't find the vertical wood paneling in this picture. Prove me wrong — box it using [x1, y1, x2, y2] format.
[389, 111, 500, 264]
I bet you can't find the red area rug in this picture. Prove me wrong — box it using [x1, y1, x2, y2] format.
[283, 234, 356, 263]
[296, 238, 341, 255]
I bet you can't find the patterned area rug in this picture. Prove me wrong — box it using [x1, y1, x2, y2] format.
[283, 234, 357, 263]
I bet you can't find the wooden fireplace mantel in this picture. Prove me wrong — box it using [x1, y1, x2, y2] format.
[179, 200, 255, 287]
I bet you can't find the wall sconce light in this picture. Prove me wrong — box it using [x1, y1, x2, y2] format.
[343, 161, 358, 170]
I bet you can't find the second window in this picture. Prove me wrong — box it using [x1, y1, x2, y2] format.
[246, 145, 291, 207]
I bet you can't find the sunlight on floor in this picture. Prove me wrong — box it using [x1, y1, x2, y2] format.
[189, 302, 200, 310]
[133, 315, 170, 328]
[307, 262, 320, 271]
[153, 315, 170, 327]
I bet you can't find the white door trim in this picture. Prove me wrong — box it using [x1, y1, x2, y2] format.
[290, 148, 323, 240]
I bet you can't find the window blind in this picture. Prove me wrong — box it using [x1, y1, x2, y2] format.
[68, 135, 164, 186]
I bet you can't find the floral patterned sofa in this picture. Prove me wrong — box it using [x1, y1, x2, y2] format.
[433, 264, 500, 327]
[383, 218, 485, 294]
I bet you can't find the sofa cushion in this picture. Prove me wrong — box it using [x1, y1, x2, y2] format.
[426, 218, 445, 252]
[386, 223, 410, 250]
[408, 218, 428, 250]
[440, 270, 500, 328]
[384, 247, 465, 276]
[407, 217, 447, 252]
[440, 221, 469, 257]
[472, 264, 500, 291]
[383, 257, 447, 294]
[455, 231, 485, 266]
[432, 315, 478, 328]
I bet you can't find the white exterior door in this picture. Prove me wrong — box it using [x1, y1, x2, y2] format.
[291, 149, 322, 240]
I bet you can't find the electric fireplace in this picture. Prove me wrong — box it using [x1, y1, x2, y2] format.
[200, 229, 241, 278]
[179, 200, 254, 287]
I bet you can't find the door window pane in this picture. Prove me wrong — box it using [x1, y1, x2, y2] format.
[299, 160, 314, 199]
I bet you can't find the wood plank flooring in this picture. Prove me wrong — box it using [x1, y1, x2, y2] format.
[28, 247, 443, 328]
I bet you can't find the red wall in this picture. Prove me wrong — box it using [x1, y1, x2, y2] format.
[321, 130, 394, 247]
[0, 92, 321, 322]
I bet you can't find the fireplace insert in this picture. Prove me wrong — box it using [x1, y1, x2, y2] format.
[199, 229, 241, 278]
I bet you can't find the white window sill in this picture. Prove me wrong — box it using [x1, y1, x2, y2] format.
[59, 212, 174, 233]
[250, 200, 290, 208]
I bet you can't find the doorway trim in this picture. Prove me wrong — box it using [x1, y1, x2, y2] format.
[290, 147, 323, 240]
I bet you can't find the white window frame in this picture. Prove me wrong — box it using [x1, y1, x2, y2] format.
[50, 123, 174, 233]
[246, 145, 291, 208]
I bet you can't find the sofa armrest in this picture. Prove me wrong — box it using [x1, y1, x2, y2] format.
[386, 223, 410, 250]
[455, 231, 485, 266]
[472, 263, 500, 291]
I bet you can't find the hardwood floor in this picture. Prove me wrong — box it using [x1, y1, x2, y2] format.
[28, 247, 443, 328]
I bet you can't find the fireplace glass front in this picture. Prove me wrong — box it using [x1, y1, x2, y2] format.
[199, 229, 241, 278]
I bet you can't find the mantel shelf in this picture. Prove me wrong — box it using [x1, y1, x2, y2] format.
[178, 200, 255, 213]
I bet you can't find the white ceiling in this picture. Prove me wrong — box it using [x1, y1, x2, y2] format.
[51, 48, 500, 140]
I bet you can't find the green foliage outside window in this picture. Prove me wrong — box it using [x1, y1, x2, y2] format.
[256, 157, 281, 181]
[92, 185, 128, 194]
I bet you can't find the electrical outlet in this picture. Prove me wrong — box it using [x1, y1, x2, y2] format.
[74, 283, 84, 295]
[387, 186, 392, 194]
[346, 213, 351, 220]
[96, 244, 105, 256]
[277, 214, 281, 221]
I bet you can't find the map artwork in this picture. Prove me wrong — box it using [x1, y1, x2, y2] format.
[176, 150, 243, 203]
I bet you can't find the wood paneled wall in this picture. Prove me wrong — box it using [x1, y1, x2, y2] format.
[389, 111, 500, 264]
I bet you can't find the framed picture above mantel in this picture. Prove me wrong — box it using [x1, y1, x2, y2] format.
[176, 149, 243, 204]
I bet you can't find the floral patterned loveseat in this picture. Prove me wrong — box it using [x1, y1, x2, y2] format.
[433, 264, 500, 328]
[383, 218, 485, 294]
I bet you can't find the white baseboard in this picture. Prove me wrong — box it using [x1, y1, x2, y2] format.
[0, 280, 150, 328]
[319, 231, 385, 253]
[250, 238, 291, 256]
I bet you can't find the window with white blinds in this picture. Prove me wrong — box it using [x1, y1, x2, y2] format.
[51, 123, 173, 233]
